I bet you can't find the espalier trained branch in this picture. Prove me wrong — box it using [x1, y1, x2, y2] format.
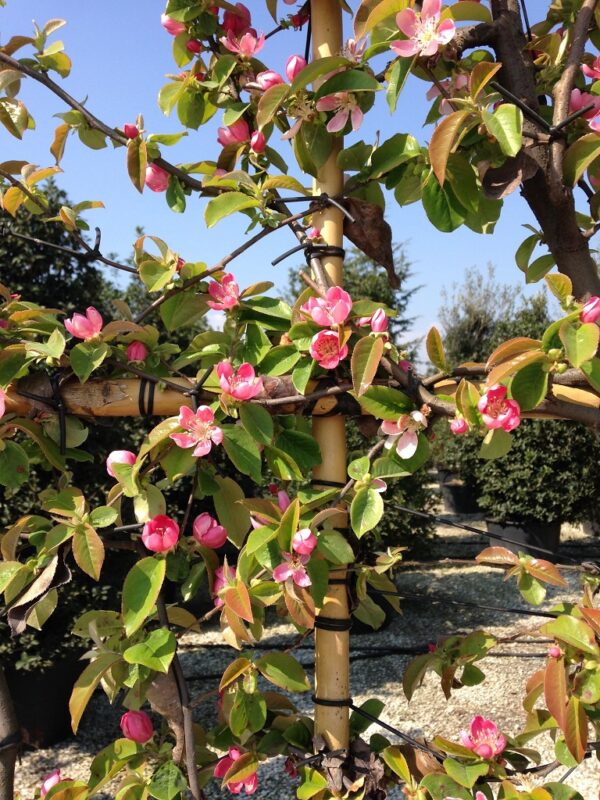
[1, 1, 600, 799]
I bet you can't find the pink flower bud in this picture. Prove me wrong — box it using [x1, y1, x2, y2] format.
[193, 512, 228, 548]
[222, 3, 252, 36]
[64, 306, 103, 340]
[450, 417, 469, 435]
[126, 341, 148, 362]
[250, 130, 266, 153]
[120, 710, 153, 743]
[217, 118, 250, 147]
[370, 308, 389, 333]
[277, 490, 291, 511]
[41, 770, 62, 797]
[106, 450, 136, 478]
[176, 257, 185, 272]
[0, 387, 5, 420]
[186, 39, 202, 54]
[141, 514, 180, 553]
[292, 528, 317, 555]
[285, 54, 307, 82]
[255, 70, 284, 90]
[123, 123, 139, 139]
[548, 645, 562, 659]
[0, 319, 8, 329]
[145, 163, 170, 192]
[581, 296, 600, 324]
[161, 14, 186, 35]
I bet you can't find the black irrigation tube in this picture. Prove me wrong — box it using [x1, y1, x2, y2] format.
[374, 589, 559, 619]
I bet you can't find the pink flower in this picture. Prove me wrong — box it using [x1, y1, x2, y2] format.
[120, 710, 153, 743]
[222, 3, 252, 36]
[142, 514, 180, 553]
[221, 30, 265, 58]
[301, 286, 353, 326]
[145, 163, 170, 192]
[426, 73, 469, 114]
[381, 410, 428, 459]
[357, 309, 388, 333]
[581, 296, 600, 323]
[123, 123, 139, 139]
[344, 37, 367, 61]
[250, 130, 266, 153]
[0, 387, 5, 420]
[170, 405, 223, 457]
[186, 39, 202, 54]
[582, 55, 600, 80]
[126, 341, 148, 362]
[459, 715, 506, 760]
[316, 92, 364, 133]
[256, 70, 284, 90]
[570, 88, 600, 121]
[216, 361, 263, 401]
[285, 54, 306, 82]
[309, 330, 348, 369]
[548, 645, 562, 658]
[214, 746, 258, 795]
[41, 770, 65, 797]
[217, 118, 250, 147]
[477, 385, 521, 432]
[306, 226, 321, 241]
[391, 0, 455, 58]
[207, 273, 240, 311]
[449, 417, 469, 435]
[64, 306, 103, 340]
[213, 564, 236, 607]
[292, 528, 317, 555]
[161, 14, 186, 35]
[106, 449, 136, 478]
[277, 490, 291, 511]
[193, 512, 228, 548]
[273, 552, 311, 587]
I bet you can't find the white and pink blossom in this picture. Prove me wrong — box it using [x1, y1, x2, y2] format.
[381, 410, 428, 459]
[170, 405, 223, 457]
[217, 118, 250, 147]
[285, 54, 306, 82]
[221, 30, 265, 58]
[478, 385, 521, 432]
[301, 286, 353, 326]
[106, 450, 136, 478]
[391, 0, 455, 58]
[316, 92, 363, 133]
[292, 528, 317, 555]
[273, 551, 312, 587]
[213, 564, 236, 607]
[64, 307, 103, 340]
[142, 514, 180, 553]
[583, 56, 600, 80]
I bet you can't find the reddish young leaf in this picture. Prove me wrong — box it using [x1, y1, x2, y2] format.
[475, 547, 519, 567]
[564, 696, 588, 763]
[223, 579, 254, 623]
[544, 656, 568, 731]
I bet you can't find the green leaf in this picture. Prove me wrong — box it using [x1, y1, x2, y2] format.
[386, 56, 414, 113]
[314, 68, 381, 100]
[259, 344, 301, 376]
[355, 385, 412, 419]
[348, 456, 370, 480]
[239, 404, 274, 445]
[124, 628, 176, 673]
[257, 83, 290, 130]
[0, 441, 29, 488]
[88, 739, 144, 794]
[290, 56, 350, 93]
[70, 341, 109, 383]
[510, 361, 548, 411]
[563, 132, 600, 186]
[166, 178, 186, 213]
[370, 133, 421, 179]
[515, 233, 540, 272]
[297, 768, 328, 800]
[275, 430, 321, 472]
[127, 138, 147, 193]
[148, 762, 187, 800]
[177, 89, 205, 129]
[381, 746, 412, 782]
[350, 487, 384, 537]
[479, 428, 513, 460]
[420, 774, 472, 800]
[482, 103, 523, 157]
[122, 556, 166, 637]
[581, 356, 600, 392]
[526, 254, 556, 283]
[255, 652, 310, 692]
[160, 292, 207, 332]
[545, 273, 572, 303]
[316, 530, 355, 564]
[222, 425, 262, 483]
[291, 356, 315, 394]
[205, 192, 259, 227]
[559, 321, 599, 368]
[89, 506, 118, 528]
[69, 652, 121, 733]
[541, 615, 600, 657]
[73, 525, 105, 581]
[425, 326, 448, 371]
[351, 335, 384, 396]
[429, 110, 473, 185]
[469, 61, 502, 100]
[350, 699, 385, 735]
[422, 174, 466, 232]
[443, 758, 489, 789]
[213, 476, 251, 548]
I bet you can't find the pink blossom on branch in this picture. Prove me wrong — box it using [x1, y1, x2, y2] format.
[582, 55, 600, 80]
[217, 118, 250, 147]
[161, 14, 186, 35]
[222, 3, 252, 37]
[216, 361, 263, 401]
[213, 746, 258, 795]
[477, 384, 521, 432]
[292, 528, 317, 555]
[357, 308, 389, 333]
[220, 30, 265, 58]
[316, 92, 364, 133]
[145, 163, 170, 192]
[569, 88, 600, 121]
[106, 449, 136, 478]
[255, 70, 284, 90]
[193, 513, 228, 548]
[141, 514, 180, 553]
[120, 710, 153, 743]
[381, 410, 428, 459]
[449, 417, 469, 435]
[309, 329, 349, 369]
[301, 286, 353, 326]
[126, 341, 148, 362]
[273, 552, 312, 587]
[207, 273, 240, 311]
[123, 123, 139, 139]
[64, 306, 103, 340]
[250, 130, 266, 153]
[580, 295, 600, 323]
[170, 405, 223, 457]
[285, 54, 306, 82]
[459, 715, 507, 759]
[391, 0, 455, 58]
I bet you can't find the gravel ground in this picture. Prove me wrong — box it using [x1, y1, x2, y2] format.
[13, 515, 600, 799]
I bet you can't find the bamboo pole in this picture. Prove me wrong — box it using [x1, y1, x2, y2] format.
[310, 0, 350, 752]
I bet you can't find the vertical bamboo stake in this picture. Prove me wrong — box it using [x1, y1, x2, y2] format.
[310, 0, 350, 752]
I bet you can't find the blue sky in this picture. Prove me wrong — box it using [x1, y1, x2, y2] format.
[0, 0, 555, 341]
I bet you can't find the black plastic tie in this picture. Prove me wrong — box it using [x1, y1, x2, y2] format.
[312, 694, 353, 707]
[314, 615, 352, 631]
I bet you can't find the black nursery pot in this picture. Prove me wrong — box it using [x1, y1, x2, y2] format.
[5, 657, 83, 747]
[486, 520, 561, 562]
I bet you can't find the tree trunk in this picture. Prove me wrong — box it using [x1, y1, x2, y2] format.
[0, 668, 20, 800]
